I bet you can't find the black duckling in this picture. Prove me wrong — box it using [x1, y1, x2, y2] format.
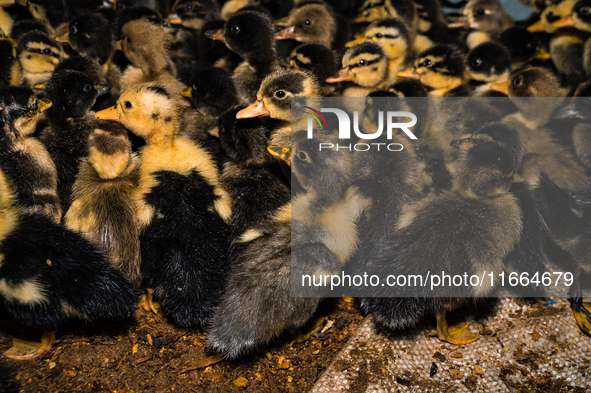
[362, 123, 523, 345]
[275, 1, 349, 51]
[398, 43, 471, 97]
[64, 120, 141, 290]
[206, 10, 279, 101]
[167, 0, 220, 30]
[498, 27, 551, 70]
[326, 41, 389, 97]
[283, 42, 337, 95]
[0, 35, 22, 88]
[0, 167, 136, 360]
[39, 69, 110, 212]
[17, 30, 64, 90]
[56, 14, 115, 70]
[94, 83, 232, 326]
[0, 358, 18, 392]
[0, 87, 60, 222]
[466, 41, 511, 96]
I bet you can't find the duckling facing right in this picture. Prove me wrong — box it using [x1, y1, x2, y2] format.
[17, 30, 64, 90]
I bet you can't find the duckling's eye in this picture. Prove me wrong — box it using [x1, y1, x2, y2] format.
[526, 42, 535, 49]
[83, 84, 92, 92]
[581, 6, 590, 14]
[472, 58, 482, 67]
[124, 101, 133, 109]
[274, 90, 287, 99]
[121, 35, 127, 41]
[297, 151, 309, 161]
[230, 25, 240, 34]
[116, 3, 125, 10]
[376, 33, 382, 38]
[513, 76, 523, 86]
[70, 25, 77, 35]
[184, 4, 193, 10]
[368, 2, 375, 8]
[192, 84, 197, 90]
[42, 48, 51, 55]
[476, 8, 484, 15]
[419, 59, 432, 67]
[304, 20, 312, 26]
[359, 59, 366, 66]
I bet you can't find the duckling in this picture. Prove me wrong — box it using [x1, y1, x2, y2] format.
[118, 19, 188, 102]
[9, 18, 50, 41]
[64, 120, 141, 289]
[220, 0, 293, 20]
[275, 1, 349, 50]
[448, 0, 514, 49]
[167, 0, 220, 30]
[466, 42, 511, 96]
[0, 87, 61, 222]
[236, 69, 321, 147]
[0, 358, 18, 393]
[361, 123, 523, 345]
[397, 43, 471, 97]
[19, 0, 66, 31]
[0, 1, 32, 37]
[353, 0, 419, 34]
[0, 165, 136, 360]
[326, 41, 389, 97]
[527, 0, 577, 34]
[346, 18, 414, 82]
[283, 42, 337, 95]
[17, 30, 64, 90]
[0, 35, 22, 88]
[94, 83, 232, 326]
[56, 14, 115, 71]
[552, 0, 591, 79]
[39, 70, 110, 212]
[206, 10, 279, 101]
[413, 0, 450, 42]
[499, 27, 551, 70]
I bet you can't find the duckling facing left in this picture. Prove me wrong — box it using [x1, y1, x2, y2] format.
[95, 83, 232, 327]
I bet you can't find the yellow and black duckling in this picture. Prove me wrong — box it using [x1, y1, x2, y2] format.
[397, 43, 471, 97]
[551, 0, 591, 79]
[64, 120, 141, 290]
[346, 18, 415, 82]
[95, 83, 232, 327]
[39, 69, 110, 212]
[0, 0, 33, 37]
[0, 166, 136, 360]
[56, 13, 115, 72]
[206, 10, 279, 102]
[362, 123, 523, 345]
[19, 0, 66, 32]
[466, 41, 511, 96]
[353, 0, 419, 35]
[16, 30, 64, 90]
[275, 1, 349, 50]
[498, 26, 551, 70]
[448, 0, 514, 49]
[0, 34, 22, 88]
[282, 42, 337, 95]
[527, 0, 577, 34]
[0, 87, 60, 222]
[118, 19, 188, 101]
[326, 41, 389, 97]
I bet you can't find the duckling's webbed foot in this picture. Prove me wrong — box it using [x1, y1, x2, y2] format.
[4, 331, 56, 360]
[428, 310, 479, 346]
[571, 297, 591, 335]
[138, 288, 160, 314]
[288, 317, 327, 347]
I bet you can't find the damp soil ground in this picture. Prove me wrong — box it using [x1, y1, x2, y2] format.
[0, 298, 364, 393]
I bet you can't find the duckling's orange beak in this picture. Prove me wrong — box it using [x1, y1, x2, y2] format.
[275, 25, 297, 40]
[326, 68, 352, 83]
[39, 99, 52, 112]
[33, 82, 47, 90]
[181, 87, 192, 98]
[552, 17, 575, 28]
[527, 20, 546, 32]
[448, 16, 468, 28]
[267, 146, 291, 166]
[94, 105, 120, 121]
[512, 173, 525, 183]
[396, 68, 419, 80]
[55, 32, 69, 43]
[205, 28, 226, 43]
[207, 126, 219, 137]
[236, 100, 270, 119]
[115, 40, 123, 51]
[490, 81, 509, 95]
[167, 13, 183, 24]
[534, 48, 551, 59]
[345, 38, 366, 48]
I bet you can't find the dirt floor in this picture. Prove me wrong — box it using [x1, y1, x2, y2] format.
[0, 298, 364, 393]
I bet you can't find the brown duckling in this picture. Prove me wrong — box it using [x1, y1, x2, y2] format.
[449, 0, 514, 49]
[167, 0, 220, 30]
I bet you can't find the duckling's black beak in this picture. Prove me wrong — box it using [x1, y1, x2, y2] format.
[236, 100, 270, 119]
[326, 68, 352, 83]
[553, 103, 581, 120]
[94, 105, 119, 121]
[39, 99, 52, 113]
[94, 85, 111, 96]
[450, 138, 474, 150]
[448, 15, 468, 28]
[268, 146, 291, 166]
[527, 20, 545, 32]
[275, 26, 297, 40]
[489, 81, 509, 96]
[167, 13, 183, 25]
[534, 48, 551, 59]
[396, 68, 419, 80]
[55, 33, 69, 43]
[345, 38, 366, 48]
[552, 17, 575, 29]
[205, 29, 226, 43]
[181, 87, 192, 98]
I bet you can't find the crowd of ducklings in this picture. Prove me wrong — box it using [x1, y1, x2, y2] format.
[0, 0, 590, 383]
